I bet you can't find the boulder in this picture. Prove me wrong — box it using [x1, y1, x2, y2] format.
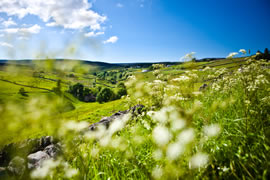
[27, 151, 50, 169]
[89, 104, 144, 131]
[7, 156, 25, 177]
[44, 144, 61, 158]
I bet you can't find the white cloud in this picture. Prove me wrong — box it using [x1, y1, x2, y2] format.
[18, 36, 29, 40]
[85, 31, 104, 37]
[2, 18, 17, 27]
[0, 41, 13, 48]
[0, 24, 41, 35]
[0, 17, 3, 22]
[0, 0, 106, 31]
[0, 34, 4, 37]
[116, 3, 124, 8]
[103, 36, 118, 44]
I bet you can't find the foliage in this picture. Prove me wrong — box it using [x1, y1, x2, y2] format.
[96, 87, 115, 103]
[18, 88, 28, 97]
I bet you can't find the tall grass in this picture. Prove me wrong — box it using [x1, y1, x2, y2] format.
[0, 56, 269, 179]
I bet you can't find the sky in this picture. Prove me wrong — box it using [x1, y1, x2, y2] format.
[0, 0, 269, 63]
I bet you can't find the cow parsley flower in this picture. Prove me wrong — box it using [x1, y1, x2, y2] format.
[189, 153, 208, 169]
[153, 126, 170, 146]
[226, 52, 238, 58]
[239, 49, 247, 54]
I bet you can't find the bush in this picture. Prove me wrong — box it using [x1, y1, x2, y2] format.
[18, 88, 28, 96]
[96, 88, 115, 103]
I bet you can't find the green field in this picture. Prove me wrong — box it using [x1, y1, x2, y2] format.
[0, 56, 269, 179]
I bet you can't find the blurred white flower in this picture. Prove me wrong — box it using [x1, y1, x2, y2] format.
[171, 118, 186, 131]
[153, 149, 163, 160]
[189, 153, 208, 169]
[203, 124, 221, 137]
[226, 52, 238, 58]
[166, 142, 183, 160]
[202, 66, 211, 71]
[180, 52, 196, 62]
[172, 76, 190, 82]
[65, 168, 78, 178]
[31, 159, 61, 179]
[153, 126, 170, 146]
[152, 166, 163, 179]
[64, 121, 89, 132]
[177, 128, 194, 144]
[109, 114, 131, 135]
[239, 49, 247, 54]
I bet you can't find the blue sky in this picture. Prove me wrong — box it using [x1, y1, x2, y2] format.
[0, 0, 269, 63]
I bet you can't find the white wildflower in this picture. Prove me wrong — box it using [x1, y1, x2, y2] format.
[65, 168, 78, 178]
[172, 76, 190, 82]
[153, 126, 170, 146]
[31, 159, 61, 179]
[239, 49, 247, 54]
[180, 52, 196, 62]
[166, 142, 184, 160]
[153, 149, 163, 160]
[203, 124, 221, 137]
[189, 153, 208, 169]
[226, 52, 238, 58]
[152, 166, 163, 179]
[64, 121, 89, 132]
[177, 128, 194, 144]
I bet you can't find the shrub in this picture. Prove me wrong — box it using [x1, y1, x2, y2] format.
[18, 88, 28, 96]
[96, 87, 115, 103]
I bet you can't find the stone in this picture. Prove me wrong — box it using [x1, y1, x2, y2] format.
[44, 144, 60, 158]
[199, 84, 208, 91]
[89, 104, 144, 131]
[27, 151, 50, 169]
[7, 156, 25, 177]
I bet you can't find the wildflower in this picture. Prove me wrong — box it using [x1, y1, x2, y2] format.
[152, 166, 163, 179]
[189, 153, 208, 169]
[153, 149, 163, 160]
[180, 52, 196, 62]
[171, 118, 186, 131]
[31, 159, 61, 179]
[226, 52, 238, 58]
[166, 142, 183, 160]
[177, 128, 195, 144]
[65, 168, 78, 178]
[202, 66, 211, 71]
[212, 83, 221, 91]
[153, 126, 170, 146]
[172, 76, 190, 82]
[64, 121, 89, 132]
[203, 124, 221, 137]
[239, 49, 247, 54]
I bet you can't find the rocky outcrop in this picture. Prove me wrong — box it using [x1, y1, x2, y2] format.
[0, 104, 144, 179]
[7, 156, 26, 177]
[0, 136, 60, 179]
[27, 151, 50, 169]
[89, 104, 144, 131]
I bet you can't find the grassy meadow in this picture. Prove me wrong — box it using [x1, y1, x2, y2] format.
[0, 55, 269, 180]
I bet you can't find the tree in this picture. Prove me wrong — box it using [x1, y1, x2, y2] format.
[19, 88, 27, 96]
[68, 83, 84, 100]
[96, 88, 115, 103]
[116, 88, 127, 99]
[53, 80, 62, 95]
[264, 48, 270, 60]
